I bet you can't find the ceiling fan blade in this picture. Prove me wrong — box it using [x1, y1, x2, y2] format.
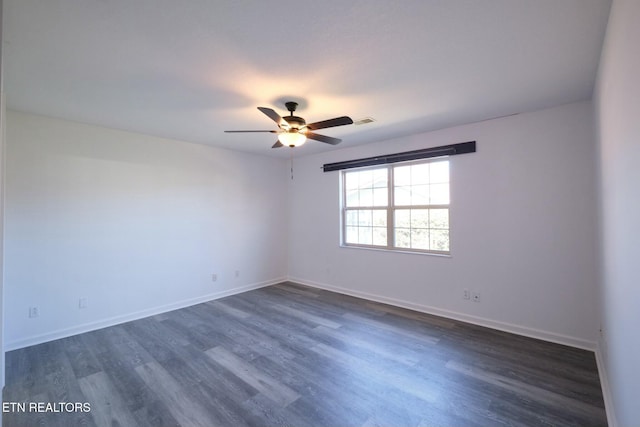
[306, 132, 342, 145]
[224, 130, 278, 133]
[306, 116, 353, 131]
[257, 107, 286, 127]
[272, 140, 284, 148]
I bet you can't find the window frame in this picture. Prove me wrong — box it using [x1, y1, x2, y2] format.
[340, 157, 451, 256]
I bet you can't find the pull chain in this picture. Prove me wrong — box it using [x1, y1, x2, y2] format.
[290, 148, 294, 180]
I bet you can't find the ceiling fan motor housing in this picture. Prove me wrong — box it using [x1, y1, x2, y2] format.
[283, 116, 306, 129]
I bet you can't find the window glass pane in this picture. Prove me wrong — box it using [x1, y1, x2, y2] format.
[411, 185, 429, 205]
[358, 210, 372, 226]
[394, 165, 411, 186]
[411, 228, 429, 250]
[411, 209, 429, 228]
[346, 189, 359, 207]
[359, 170, 374, 188]
[394, 186, 411, 205]
[430, 161, 449, 183]
[430, 183, 449, 204]
[346, 226, 359, 244]
[359, 188, 373, 206]
[395, 209, 410, 228]
[372, 169, 387, 188]
[411, 163, 429, 185]
[429, 209, 448, 229]
[372, 210, 386, 227]
[345, 210, 358, 226]
[359, 227, 373, 245]
[345, 171, 360, 190]
[373, 188, 388, 206]
[372, 227, 387, 246]
[395, 228, 410, 248]
[430, 230, 449, 251]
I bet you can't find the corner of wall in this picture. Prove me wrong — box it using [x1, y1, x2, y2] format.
[591, 0, 640, 423]
[595, 336, 617, 427]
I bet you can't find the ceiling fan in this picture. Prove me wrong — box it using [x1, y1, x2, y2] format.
[225, 102, 353, 148]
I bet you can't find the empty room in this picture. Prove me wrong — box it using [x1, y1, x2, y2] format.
[1, 0, 638, 426]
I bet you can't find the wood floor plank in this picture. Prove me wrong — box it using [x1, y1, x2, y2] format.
[176, 343, 259, 404]
[132, 400, 181, 427]
[61, 335, 103, 379]
[78, 371, 138, 427]
[249, 352, 380, 424]
[271, 282, 322, 298]
[363, 301, 457, 329]
[189, 302, 301, 362]
[270, 303, 343, 329]
[123, 320, 186, 364]
[134, 361, 216, 427]
[89, 343, 164, 418]
[311, 342, 440, 404]
[446, 359, 608, 423]
[3, 342, 99, 427]
[206, 346, 300, 407]
[207, 300, 252, 319]
[241, 392, 313, 427]
[448, 346, 606, 406]
[253, 286, 349, 321]
[101, 326, 156, 368]
[342, 312, 441, 345]
[312, 324, 422, 366]
[222, 313, 319, 364]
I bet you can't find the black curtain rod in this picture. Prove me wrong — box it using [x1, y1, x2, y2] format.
[322, 141, 476, 172]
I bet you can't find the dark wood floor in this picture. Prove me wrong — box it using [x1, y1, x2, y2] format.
[3, 282, 607, 427]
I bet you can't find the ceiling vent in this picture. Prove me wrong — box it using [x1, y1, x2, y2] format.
[354, 117, 375, 126]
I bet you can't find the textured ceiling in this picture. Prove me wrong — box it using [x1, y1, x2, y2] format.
[3, 0, 611, 157]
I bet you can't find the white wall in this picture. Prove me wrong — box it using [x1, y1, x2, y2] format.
[288, 102, 600, 348]
[594, 0, 640, 424]
[4, 111, 289, 350]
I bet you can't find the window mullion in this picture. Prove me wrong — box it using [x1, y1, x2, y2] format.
[342, 172, 347, 245]
[387, 165, 394, 249]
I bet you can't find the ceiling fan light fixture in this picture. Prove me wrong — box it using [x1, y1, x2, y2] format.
[278, 130, 307, 147]
[225, 101, 352, 148]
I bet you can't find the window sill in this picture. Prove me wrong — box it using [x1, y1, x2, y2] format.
[339, 244, 451, 258]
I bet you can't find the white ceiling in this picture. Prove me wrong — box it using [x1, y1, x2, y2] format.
[3, 0, 611, 157]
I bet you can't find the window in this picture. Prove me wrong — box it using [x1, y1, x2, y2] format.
[342, 158, 450, 254]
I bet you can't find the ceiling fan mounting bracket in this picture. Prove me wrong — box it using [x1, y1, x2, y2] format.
[285, 101, 299, 114]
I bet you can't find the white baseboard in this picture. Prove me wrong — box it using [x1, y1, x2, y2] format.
[288, 276, 597, 351]
[595, 339, 617, 427]
[4, 277, 286, 351]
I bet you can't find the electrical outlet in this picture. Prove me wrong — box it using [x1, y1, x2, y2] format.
[212, 273, 217, 282]
[29, 306, 39, 318]
[463, 289, 470, 300]
[79, 297, 88, 309]
[472, 291, 481, 302]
